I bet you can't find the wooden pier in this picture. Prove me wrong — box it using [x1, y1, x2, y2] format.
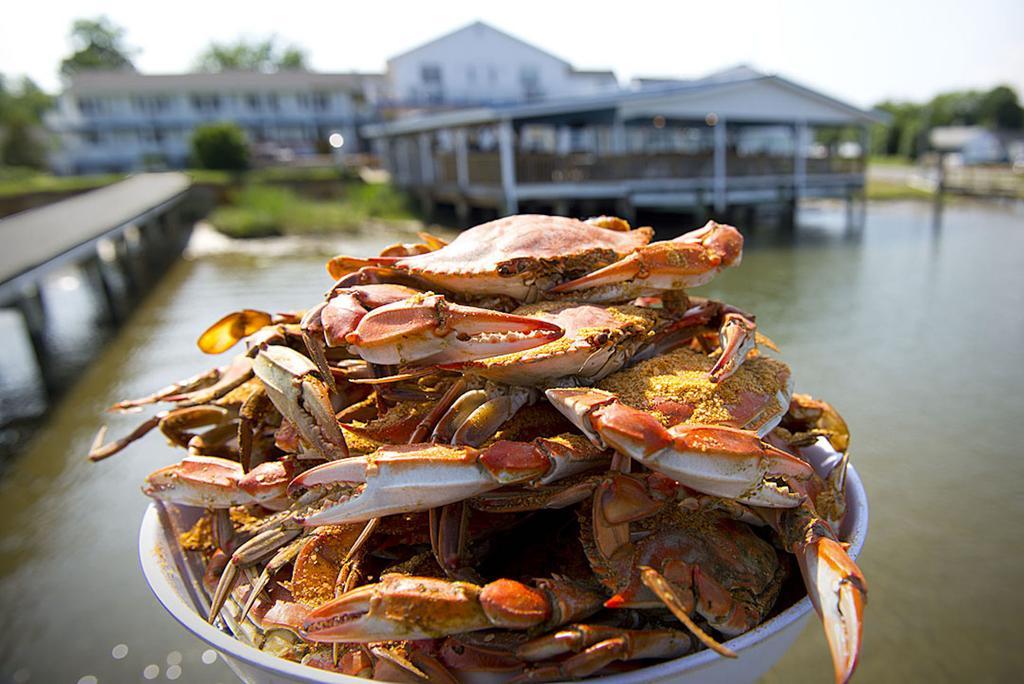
[364, 74, 883, 228]
[0, 173, 197, 401]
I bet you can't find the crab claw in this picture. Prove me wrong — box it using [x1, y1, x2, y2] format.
[289, 437, 603, 526]
[774, 505, 866, 684]
[143, 456, 252, 507]
[545, 388, 812, 507]
[301, 575, 602, 643]
[708, 312, 757, 383]
[345, 294, 563, 366]
[804, 536, 867, 684]
[253, 345, 348, 461]
[289, 442, 541, 525]
[548, 221, 743, 300]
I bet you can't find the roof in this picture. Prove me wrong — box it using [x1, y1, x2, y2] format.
[386, 20, 571, 68]
[363, 70, 885, 137]
[929, 126, 993, 151]
[571, 69, 617, 78]
[65, 70, 384, 95]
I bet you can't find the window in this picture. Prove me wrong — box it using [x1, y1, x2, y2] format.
[420, 64, 442, 85]
[267, 94, 280, 111]
[190, 94, 221, 113]
[78, 97, 102, 116]
[520, 66, 542, 100]
[246, 94, 262, 112]
[134, 96, 170, 115]
[313, 92, 330, 111]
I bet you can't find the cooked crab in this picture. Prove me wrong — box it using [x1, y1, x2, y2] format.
[327, 216, 742, 305]
[546, 346, 809, 507]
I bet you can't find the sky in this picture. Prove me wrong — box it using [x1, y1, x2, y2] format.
[1, 0, 1022, 108]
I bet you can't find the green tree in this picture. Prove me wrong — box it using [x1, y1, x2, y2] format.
[1, 116, 48, 168]
[978, 86, 1023, 130]
[0, 76, 54, 169]
[60, 17, 137, 76]
[191, 122, 249, 170]
[193, 37, 307, 72]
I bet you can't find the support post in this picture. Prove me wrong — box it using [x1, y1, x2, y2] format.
[497, 119, 518, 215]
[81, 254, 120, 325]
[794, 120, 808, 201]
[418, 133, 434, 186]
[611, 110, 626, 155]
[713, 117, 727, 214]
[14, 284, 56, 398]
[395, 137, 412, 186]
[454, 128, 469, 190]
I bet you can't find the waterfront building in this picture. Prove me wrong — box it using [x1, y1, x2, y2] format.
[45, 21, 616, 174]
[384, 21, 617, 110]
[46, 70, 383, 174]
[363, 67, 884, 222]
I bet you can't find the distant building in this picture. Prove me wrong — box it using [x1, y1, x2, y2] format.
[929, 126, 1024, 166]
[46, 70, 382, 174]
[46, 21, 621, 174]
[385, 21, 617, 110]
[364, 67, 884, 221]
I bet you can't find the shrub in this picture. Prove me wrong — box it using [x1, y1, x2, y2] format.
[191, 122, 249, 171]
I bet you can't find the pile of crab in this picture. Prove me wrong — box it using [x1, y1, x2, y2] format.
[93, 215, 866, 683]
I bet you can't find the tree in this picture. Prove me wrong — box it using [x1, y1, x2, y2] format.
[978, 86, 1023, 130]
[1, 116, 48, 168]
[191, 122, 249, 170]
[193, 37, 307, 73]
[0, 76, 54, 169]
[60, 17, 137, 76]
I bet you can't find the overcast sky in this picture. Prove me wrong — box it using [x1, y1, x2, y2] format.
[2, 0, 1021, 107]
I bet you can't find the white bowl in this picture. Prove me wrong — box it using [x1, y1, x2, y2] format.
[140, 439, 868, 684]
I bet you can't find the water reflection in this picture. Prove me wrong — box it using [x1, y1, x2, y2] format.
[1, 201, 1023, 682]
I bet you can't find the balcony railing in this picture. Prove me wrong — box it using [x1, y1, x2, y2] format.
[417, 151, 862, 188]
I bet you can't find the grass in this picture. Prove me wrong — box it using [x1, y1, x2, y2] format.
[207, 181, 417, 238]
[865, 178, 934, 201]
[0, 164, 362, 198]
[0, 167, 125, 198]
[867, 155, 915, 168]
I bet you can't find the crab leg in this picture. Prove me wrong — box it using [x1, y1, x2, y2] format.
[301, 574, 603, 642]
[253, 345, 348, 461]
[288, 436, 607, 526]
[301, 284, 423, 385]
[548, 221, 743, 301]
[142, 456, 293, 508]
[346, 294, 564, 366]
[546, 388, 813, 507]
[197, 309, 274, 355]
[751, 446, 864, 684]
[511, 625, 692, 683]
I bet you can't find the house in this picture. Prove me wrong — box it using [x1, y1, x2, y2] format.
[929, 126, 1024, 165]
[46, 70, 383, 174]
[45, 21, 620, 174]
[364, 66, 884, 221]
[385, 21, 618, 109]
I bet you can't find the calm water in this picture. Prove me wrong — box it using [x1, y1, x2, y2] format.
[1, 202, 1023, 683]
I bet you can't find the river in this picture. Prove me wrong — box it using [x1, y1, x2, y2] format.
[1, 200, 1022, 683]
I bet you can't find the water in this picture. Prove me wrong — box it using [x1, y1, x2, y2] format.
[1, 202, 1023, 682]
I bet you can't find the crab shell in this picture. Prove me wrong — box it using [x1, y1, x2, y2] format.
[330, 215, 654, 300]
[450, 301, 660, 386]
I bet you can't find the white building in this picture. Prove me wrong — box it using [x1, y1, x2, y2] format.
[365, 68, 884, 220]
[385, 21, 617, 109]
[929, 126, 1024, 166]
[47, 70, 382, 174]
